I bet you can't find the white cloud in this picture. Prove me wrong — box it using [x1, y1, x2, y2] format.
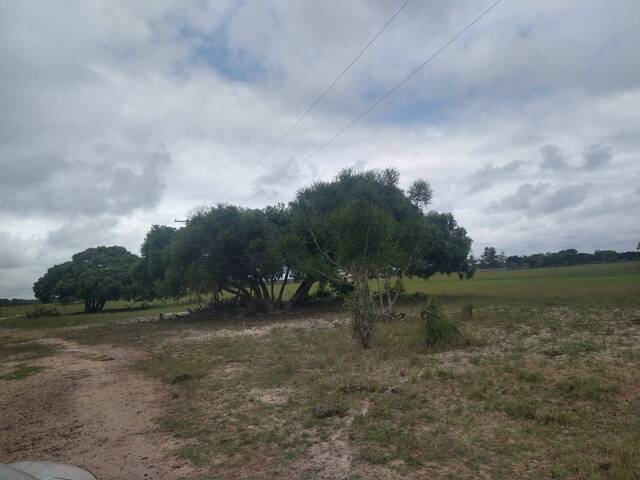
[0, 0, 639, 297]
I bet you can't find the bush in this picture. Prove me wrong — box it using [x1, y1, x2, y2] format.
[421, 302, 467, 347]
[346, 286, 377, 348]
[25, 307, 59, 319]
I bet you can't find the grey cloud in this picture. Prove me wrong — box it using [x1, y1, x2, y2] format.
[582, 144, 612, 170]
[536, 184, 590, 213]
[488, 182, 549, 212]
[0, 151, 169, 216]
[46, 216, 120, 249]
[0, 266, 42, 298]
[253, 156, 301, 189]
[247, 156, 304, 202]
[576, 192, 640, 218]
[539, 144, 568, 171]
[0, 232, 30, 269]
[468, 160, 523, 193]
[488, 182, 590, 216]
[1, 0, 640, 297]
[1, 153, 69, 187]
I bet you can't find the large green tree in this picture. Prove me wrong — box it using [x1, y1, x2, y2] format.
[166, 204, 296, 312]
[289, 168, 473, 346]
[33, 261, 73, 303]
[33, 246, 139, 312]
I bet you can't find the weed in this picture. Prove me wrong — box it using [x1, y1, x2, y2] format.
[25, 307, 59, 319]
[0, 341, 56, 361]
[0, 364, 45, 381]
[516, 369, 543, 383]
[312, 402, 349, 419]
[461, 303, 474, 320]
[421, 302, 467, 347]
[558, 376, 617, 401]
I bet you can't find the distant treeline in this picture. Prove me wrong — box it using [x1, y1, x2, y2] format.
[0, 298, 40, 307]
[478, 246, 640, 269]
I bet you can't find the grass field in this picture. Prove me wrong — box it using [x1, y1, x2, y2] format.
[2, 261, 640, 479]
[3, 262, 638, 330]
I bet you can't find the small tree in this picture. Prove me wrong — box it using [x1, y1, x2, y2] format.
[479, 246, 505, 269]
[34, 246, 139, 312]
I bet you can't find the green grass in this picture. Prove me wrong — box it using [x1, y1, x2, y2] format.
[403, 261, 640, 305]
[62, 297, 640, 478]
[0, 300, 199, 330]
[0, 339, 57, 361]
[2, 261, 637, 332]
[1, 364, 46, 381]
[3, 261, 640, 479]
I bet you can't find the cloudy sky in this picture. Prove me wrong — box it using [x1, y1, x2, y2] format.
[1, 0, 639, 298]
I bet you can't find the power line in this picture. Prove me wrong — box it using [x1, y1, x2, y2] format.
[216, 0, 413, 203]
[292, 0, 503, 170]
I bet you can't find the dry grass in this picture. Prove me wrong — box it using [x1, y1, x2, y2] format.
[3, 262, 640, 479]
[57, 299, 640, 479]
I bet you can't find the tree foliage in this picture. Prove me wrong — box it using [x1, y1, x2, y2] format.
[290, 168, 473, 346]
[504, 248, 640, 269]
[34, 169, 475, 333]
[33, 246, 139, 312]
[33, 261, 72, 303]
[165, 204, 296, 312]
[132, 225, 177, 299]
[479, 246, 505, 269]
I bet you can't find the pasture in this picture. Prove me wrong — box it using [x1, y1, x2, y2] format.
[1, 261, 639, 479]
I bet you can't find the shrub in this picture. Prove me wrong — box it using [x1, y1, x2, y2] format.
[312, 402, 349, 419]
[346, 286, 377, 348]
[421, 302, 468, 347]
[25, 307, 59, 319]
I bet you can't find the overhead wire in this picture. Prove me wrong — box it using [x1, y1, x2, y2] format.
[291, 0, 503, 170]
[216, 0, 413, 202]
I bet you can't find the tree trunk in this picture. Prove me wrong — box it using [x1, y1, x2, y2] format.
[84, 298, 106, 313]
[286, 276, 315, 310]
[277, 268, 290, 307]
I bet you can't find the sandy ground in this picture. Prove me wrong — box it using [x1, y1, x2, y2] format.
[0, 332, 193, 480]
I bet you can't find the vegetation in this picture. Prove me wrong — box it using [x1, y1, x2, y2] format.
[24, 306, 59, 319]
[421, 300, 468, 347]
[0, 298, 39, 307]
[478, 246, 640, 270]
[1, 364, 45, 381]
[3, 262, 640, 477]
[41, 261, 639, 480]
[33, 246, 139, 312]
[31, 168, 473, 347]
[288, 168, 472, 346]
[164, 203, 298, 312]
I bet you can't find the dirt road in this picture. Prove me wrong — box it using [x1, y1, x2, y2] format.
[0, 333, 192, 479]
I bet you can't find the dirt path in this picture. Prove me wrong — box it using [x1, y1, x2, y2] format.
[0, 334, 193, 479]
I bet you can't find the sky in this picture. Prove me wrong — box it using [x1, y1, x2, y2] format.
[1, 0, 639, 298]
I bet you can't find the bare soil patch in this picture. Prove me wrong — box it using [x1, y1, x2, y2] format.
[0, 333, 193, 480]
[167, 314, 348, 344]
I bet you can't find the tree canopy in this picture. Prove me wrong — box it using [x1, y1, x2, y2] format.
[34, 246, 139, 312]
[289, 168, 473, 346]
[34, 168, 475, 326]
[164, 204, 295, 312]
[132, 225, 177, 299]
[290, 168, 473, 284]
